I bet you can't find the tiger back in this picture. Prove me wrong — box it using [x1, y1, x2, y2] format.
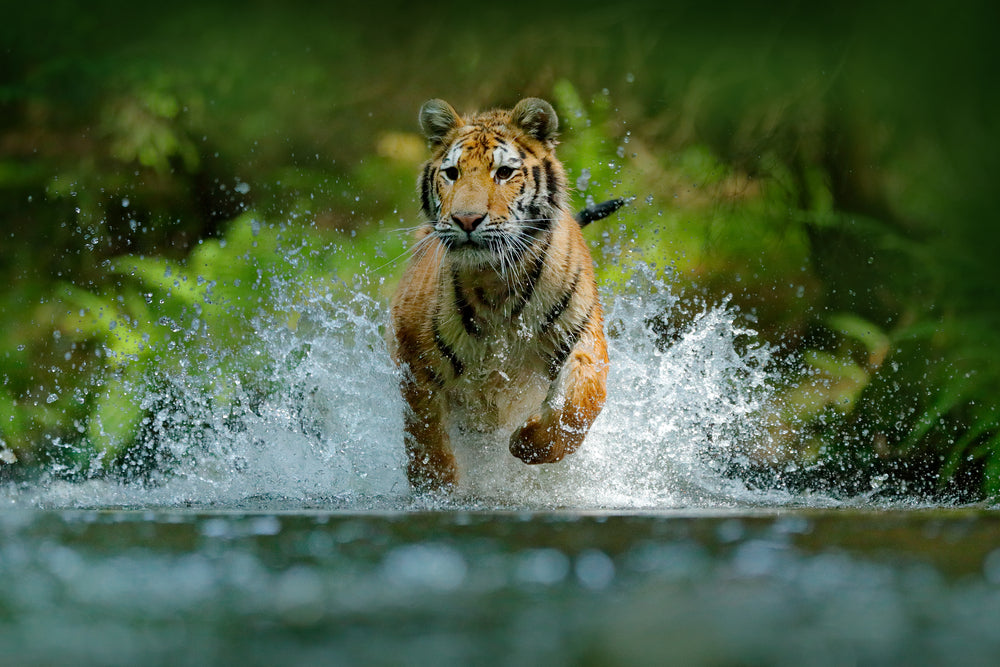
[390, 97, 609, 492]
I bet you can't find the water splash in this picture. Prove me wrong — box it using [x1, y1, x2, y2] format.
[6, 259, 788, 510]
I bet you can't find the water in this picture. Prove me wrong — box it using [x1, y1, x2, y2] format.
[3, 257, 999, 664]
[3, 509, 1000, 665]
[5, 261, 780, 511]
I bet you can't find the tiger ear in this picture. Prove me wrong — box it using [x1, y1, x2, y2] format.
[419, 99, 464, 146]
[511, 98, 559, 144]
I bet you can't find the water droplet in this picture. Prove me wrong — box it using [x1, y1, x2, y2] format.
[381, 543, 467, 590]
[249, 516, 281, 536]
[516, 548, 570, 585]
[575, 549, 615, 590]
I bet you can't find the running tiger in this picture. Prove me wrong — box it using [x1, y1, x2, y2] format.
[390, 97, 621, 491]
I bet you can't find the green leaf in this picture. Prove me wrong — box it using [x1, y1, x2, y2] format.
[902, 376, 978, 451]
[87, 367, 147, 461]
[112, 257, 205, 308]
[939, 419, 999, 487]
[826, 313, 890, 362]
[982, 445, 1000, 500]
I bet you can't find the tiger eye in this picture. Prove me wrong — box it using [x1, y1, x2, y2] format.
[443, 166, 459, 181]
[495, 166, 514, 180]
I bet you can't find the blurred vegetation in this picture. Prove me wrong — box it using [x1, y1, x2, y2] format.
[1, 0, 998, 499]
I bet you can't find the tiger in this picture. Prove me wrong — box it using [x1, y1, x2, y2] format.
[390, 97, 621, 492]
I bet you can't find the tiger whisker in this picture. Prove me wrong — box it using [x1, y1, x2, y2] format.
[389, 224, 430, 236]
[369, 231, 438, 273]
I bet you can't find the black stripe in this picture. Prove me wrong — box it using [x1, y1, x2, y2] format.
[474, 287, 496, 310]
[542, 158, 560, 209]
[539, 268, 582, 336]
[407, 359, 445, 391]
[427, 367, 446, 390]
[478, 131, 501, 152]
[525, 202, 544, 233]
[419, 163, 434, 219]
[432, 322, 464, 378]
[526, 164, 552, 234]
[452, 270, 481, 337]
[524, 183, 545, 234]
[547, 303, 595, 379]
[511, 233, 551, 319]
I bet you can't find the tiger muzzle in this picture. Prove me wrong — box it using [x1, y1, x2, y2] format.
[452, 212, 485, 232]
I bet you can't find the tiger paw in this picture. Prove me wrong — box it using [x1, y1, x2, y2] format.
[509, 416, 568, 464]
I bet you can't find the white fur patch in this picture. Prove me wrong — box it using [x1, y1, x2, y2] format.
[440, 141, 465, 180]
[491, 143, 522, 181]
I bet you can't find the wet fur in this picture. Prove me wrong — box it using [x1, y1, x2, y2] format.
[390, 98, 609, 492]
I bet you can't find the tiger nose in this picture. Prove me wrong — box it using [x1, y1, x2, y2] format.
[452, 212, 485, 232]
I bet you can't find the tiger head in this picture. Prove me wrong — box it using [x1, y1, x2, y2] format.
[417, 98, 568, 270]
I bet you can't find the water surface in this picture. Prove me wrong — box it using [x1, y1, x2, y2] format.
[3, 508, 999, 665]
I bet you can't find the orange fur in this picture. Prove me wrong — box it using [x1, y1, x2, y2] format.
[390, 98, 608, 492]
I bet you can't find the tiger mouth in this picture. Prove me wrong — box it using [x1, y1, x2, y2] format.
[439, 231, 483, 250]
[445, 242, 501, 262]
[437, 224, 493, 249]
[439, 230, 520, 263]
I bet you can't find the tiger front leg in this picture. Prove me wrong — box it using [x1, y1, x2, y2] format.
[509, 333, 609, 464]
[401, 380, 457, 491]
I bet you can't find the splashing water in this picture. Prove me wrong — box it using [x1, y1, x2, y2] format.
[7, 258, 787, 510]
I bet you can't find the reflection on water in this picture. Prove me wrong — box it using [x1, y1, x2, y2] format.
[2, 510, 999, 665]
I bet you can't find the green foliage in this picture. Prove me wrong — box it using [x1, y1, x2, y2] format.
[2, 211, 386, 475]
[551, 80, 621, 210]
[105, 89, 200, 174]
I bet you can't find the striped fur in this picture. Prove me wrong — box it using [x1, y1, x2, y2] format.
[390, 98, 609, 492]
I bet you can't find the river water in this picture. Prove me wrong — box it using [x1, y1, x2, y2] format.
[2, 261, 999, 665]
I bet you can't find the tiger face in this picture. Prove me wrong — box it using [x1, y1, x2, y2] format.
[417, 98, 567, 271]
